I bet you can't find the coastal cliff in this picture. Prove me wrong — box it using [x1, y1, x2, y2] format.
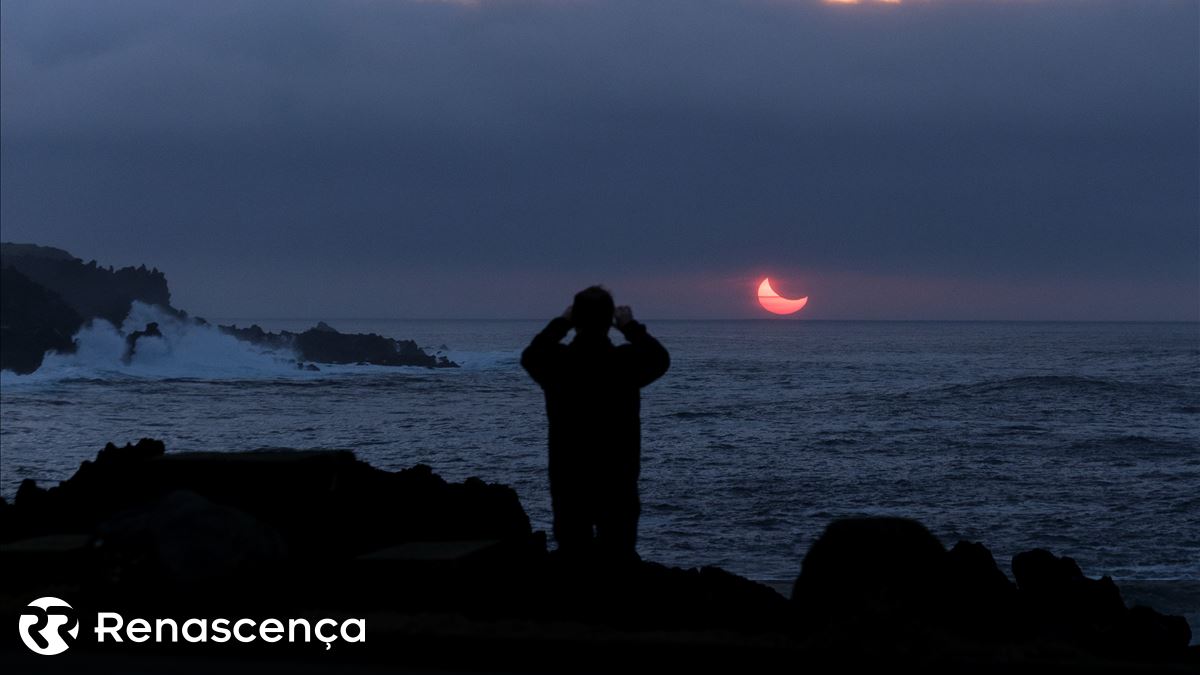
[1, 243, 175, 326]
[0, 243, 176, 374]
[0, 267, 84, 374]
[0, 243, 456, 373]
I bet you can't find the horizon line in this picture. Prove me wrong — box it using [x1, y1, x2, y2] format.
[201, 316, 1200, 324]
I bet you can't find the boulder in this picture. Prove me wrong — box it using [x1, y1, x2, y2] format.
[97, 490, 287, 585]
[787, 519, 1193, 660]
[942, 540, 1021, 637]
[1013, 548, 1192, 656]
[122, 321, 163, 363]
[791, 517, 947, 625]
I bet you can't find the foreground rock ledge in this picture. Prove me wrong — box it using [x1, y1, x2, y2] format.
[0, 439, 1194, 671]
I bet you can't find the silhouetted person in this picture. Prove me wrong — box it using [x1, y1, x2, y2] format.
[521, 286, 670, 559]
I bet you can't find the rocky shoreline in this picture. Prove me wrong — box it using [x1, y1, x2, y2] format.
[0, 243, 456, 373]
[218, 321, 457, 369]
[1, 440, 1194, 672]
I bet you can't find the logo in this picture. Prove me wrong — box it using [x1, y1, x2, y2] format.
[16, 598, 365, 654]
[18, 597, 80, 656]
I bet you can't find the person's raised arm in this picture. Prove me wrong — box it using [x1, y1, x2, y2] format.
[520, 306, 573, 386]
[615, 306, 669, 388]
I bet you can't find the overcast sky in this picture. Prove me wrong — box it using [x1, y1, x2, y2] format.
[2, 0, 1196, 320]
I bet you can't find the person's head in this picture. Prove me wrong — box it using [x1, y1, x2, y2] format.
[572, 285, 614, 336]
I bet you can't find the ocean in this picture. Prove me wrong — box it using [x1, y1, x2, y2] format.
[2, 306, 1197, 626]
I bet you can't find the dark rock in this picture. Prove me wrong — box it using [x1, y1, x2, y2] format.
[1, 242, 178, 327]
[2, 439, 792, 639]
[0, 267, 83, 373]
[789, 520, 1193, 662]
[1123, 605, 1193, 655]
[791, 517, 947, 625]
[5, 439, 528, 561]
[942, 540, 1021, 637]
[219, 321, 459, 368]
[1013, 548, 1126, 624]
[122, 321, 163, 363]
[0, 243, 77, 262]
[97, 489, 287, 585]
[947, 540, 1015, 596]
[219, 323, 291, 351]
[2, 242, 453, 373]
[3, 444, 1193, 667]
[1013, 548, 1191, 656]
[530, 556, 792, 633]
[2, 242, 186, 374]
[294, 323, 453, 367]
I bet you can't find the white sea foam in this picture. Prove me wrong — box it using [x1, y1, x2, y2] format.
[1, 302, 307, 384]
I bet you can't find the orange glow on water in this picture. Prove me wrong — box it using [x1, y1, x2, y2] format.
[757, 278, 809, 315]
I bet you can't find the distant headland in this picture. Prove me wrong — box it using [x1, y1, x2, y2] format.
[0, 243, 456, 374]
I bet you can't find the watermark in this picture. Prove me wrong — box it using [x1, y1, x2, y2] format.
[19, 597, 80, 655]
[95, 613, 365, 651]
[18, 597, 365, 655]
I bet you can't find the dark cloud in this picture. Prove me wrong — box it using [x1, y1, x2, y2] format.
[2, 0, 1196, 319]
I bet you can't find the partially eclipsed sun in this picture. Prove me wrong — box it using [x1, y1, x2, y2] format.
[757, 278, 809, 315]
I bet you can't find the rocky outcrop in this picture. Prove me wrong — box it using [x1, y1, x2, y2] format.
[792, 517, 1192, 661]
[0, 440, 789, 643]
[1, 242, 177, 326]
[1, 243, 457, 372]
[0, 449, 1192, 670]
[220, 321, 458, 368]
[4, 439, 525, 561]
[0, 267, 84, 374]
[1, 242, 180, 373]
[791, 517, 947, 624]
[1013, 548, 1192, 657]
[122, 321, 163, 363]
[97, 489, 289, 584]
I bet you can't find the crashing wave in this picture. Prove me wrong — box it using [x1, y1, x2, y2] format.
[1, 303, 313, 383]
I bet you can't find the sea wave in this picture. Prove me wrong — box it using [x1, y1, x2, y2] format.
[907, 375, 1196, 401]
[437, 350, 519, 370]
[1067, 434, 1197, 455]
[0, 303, 459, 385]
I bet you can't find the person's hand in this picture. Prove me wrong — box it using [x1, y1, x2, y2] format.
[561, 305, 573, 323]
[614, 305, 633, 328]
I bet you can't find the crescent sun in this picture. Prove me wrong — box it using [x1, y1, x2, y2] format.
[757, 278, 809, 315]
